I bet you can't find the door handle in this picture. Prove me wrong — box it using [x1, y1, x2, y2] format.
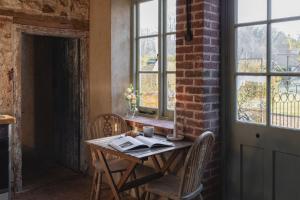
[256, 133, 260, 138]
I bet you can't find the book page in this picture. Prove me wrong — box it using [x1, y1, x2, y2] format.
[135, 136, 174, 148]
[109, 136, 148, 152]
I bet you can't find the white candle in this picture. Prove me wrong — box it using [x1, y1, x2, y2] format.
[173, 109, 177, 138]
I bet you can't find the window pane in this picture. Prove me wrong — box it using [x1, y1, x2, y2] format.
[139, 37, 158, 71]
[139, 0, 158, 36]
[167, 0, 176, 32]
[237, 0, 267, 23]
[167, 73, 176, 110]
[237, 76, 266, 124]
[271, 76, 300, 129]
[139, 73, 159, 108]
[237, 25, 267, 73]
[271, 21, 300, 73]
[272, 0, 300, 19]
[167, 35, 176, 71]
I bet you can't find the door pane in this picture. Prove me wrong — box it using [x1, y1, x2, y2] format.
[139, 73, 159, 108]
[167, 34, 176, 71]
[237, 76, 266, 124]
[139, 0, 158, 36]
[167, 0, 176, 32]
[139, 37, 158, 71]
[167, 73, 176, 110]
[271, 21, 300, 73]
[271, 76, 300, 129]
[237, 25, 267, 73]
[237, 0, 267, 23]
[272, 0, 300, 19]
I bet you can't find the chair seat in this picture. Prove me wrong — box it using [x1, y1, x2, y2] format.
[145, 174, 180, 199]
[94, 159, 130, 173]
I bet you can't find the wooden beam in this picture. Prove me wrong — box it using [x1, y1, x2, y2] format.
[0, 8, 89, 31]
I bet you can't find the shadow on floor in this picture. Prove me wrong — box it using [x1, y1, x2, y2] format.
[14, 173, 137, 200]
[14, 174, 91, 200]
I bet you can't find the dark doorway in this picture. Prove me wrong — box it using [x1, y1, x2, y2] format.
[21, 34, 81, 189]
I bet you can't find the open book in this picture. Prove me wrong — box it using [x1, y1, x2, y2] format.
[108, 135, 174, 152]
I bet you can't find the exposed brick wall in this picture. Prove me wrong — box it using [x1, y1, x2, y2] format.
[176, 0, 221, 199]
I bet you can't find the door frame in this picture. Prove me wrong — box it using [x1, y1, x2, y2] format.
[221, 0, 300, 199]
[221, 0, 234, 199]
[11, 24, 89, 192]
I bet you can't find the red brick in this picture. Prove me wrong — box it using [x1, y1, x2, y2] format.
[175, 0, 221, 198]
[185, 86, 206, 94]
[177, 78, 194, 85]
[186, 103, 203, 110]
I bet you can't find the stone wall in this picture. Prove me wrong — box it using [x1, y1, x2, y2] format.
[0, 1, 89, 192]
[0, 17, 13, 115]
[0, 0, 89, 116]
[0, 0, 89, 20]
[176, 0, 221, 199]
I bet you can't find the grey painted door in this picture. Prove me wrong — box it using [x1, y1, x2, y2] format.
[226, 0, 300, 200]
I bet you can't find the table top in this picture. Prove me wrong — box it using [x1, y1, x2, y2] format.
[86, 134, 193, 161]
[0, 115, 16, 125]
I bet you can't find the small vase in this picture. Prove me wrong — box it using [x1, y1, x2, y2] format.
[126, 109, 136, 118]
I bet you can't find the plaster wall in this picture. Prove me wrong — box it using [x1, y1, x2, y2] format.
[111, 0, 131, 116]
[89, 0, 112, 120]
[89, 0, 131, 119]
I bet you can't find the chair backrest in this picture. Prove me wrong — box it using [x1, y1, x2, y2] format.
[87, 113, 128, 140]
[178, 131, 215, 199]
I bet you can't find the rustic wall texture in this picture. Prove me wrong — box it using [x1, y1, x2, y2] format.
[0, 0, 89, 20]
[0, 17, 13, 115]
[0, 0, 89, 116]
[176, 0, 221, 199]
[0, 0, 89, 192]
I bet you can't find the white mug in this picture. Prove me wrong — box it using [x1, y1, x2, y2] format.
[143, 126, 154, 137]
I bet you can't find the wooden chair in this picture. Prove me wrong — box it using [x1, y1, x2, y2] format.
[87, 114, 134, 200]
[144, 131, 215, 200]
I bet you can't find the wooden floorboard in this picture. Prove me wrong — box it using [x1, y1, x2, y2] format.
[14, 174, 137, 200]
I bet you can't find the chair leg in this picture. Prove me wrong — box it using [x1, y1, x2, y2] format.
[95, 172, 102, 200]
[131, 171, 140, 200]
[90, 170, 98, 200]
[145, 192, 150, 200]
[199, 194, 203, 200]
[98, 172, 103, 200]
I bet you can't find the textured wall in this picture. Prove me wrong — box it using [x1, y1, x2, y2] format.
[111, 0, 131, 116]
[89, 0, 112, 120]
[176, 0, 221, 199]
[0, 17, 13, 115]
[0, 0, 89, 115]
[0, 0, 89, 20]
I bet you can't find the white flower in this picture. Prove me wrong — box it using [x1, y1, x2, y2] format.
[127, 88, 133, 93]
[127, 95, 132, 100]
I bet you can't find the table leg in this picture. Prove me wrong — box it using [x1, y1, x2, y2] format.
[161, 150, 180, 174]
[116, 162, 137, 189]
[150, 156, 161, 172]
[172, 150, 187, 174]
[158, 154, 172, 174]
[107, 162, 137, 200]
[98, 150, 121, 200]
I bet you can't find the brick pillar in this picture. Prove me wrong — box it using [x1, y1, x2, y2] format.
[176, 0, 221, 199]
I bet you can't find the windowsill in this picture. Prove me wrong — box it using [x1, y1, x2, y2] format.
[125, 116, 174, 135]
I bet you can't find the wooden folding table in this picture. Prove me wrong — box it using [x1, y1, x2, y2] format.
[86, 135, 192, 200]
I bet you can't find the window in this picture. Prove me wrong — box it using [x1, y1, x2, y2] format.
[133, 0, 176, 118]
[236, 0, 300, 129]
